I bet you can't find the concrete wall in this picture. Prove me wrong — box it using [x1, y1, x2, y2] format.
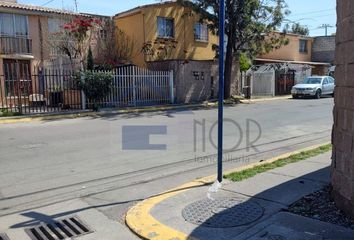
[260, 33, 313, 62]
[147, 60, 239, 104]
[331, 0, 354, 217]
[115, 2, 218, 67]
[312, 36, 335, 63]
[148, 60, 216, 103]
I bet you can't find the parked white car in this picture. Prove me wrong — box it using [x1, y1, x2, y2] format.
[291, 76, 335, 99]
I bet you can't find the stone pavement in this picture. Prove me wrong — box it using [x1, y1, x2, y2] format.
[126, 152, 354, 240]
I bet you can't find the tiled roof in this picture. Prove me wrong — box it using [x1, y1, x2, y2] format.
[0, 1, 82, 16]
[115, 0, 178, 17]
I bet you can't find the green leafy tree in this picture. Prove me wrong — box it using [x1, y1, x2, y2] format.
[179, 0, 289, 98]
[284, 23, 309, 36]
[77, 71, 113, 110]
[239, 52, 251, 72]
[87, 46, 94, 70]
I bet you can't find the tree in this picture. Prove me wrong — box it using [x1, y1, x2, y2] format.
[87, 46, 94, 70]
[239, 52, 251, 73]
[95, 20, 137, 69]
[283, 23, 309, 36]
[50, 16, 102, 70]
[179, 0, 289, 98]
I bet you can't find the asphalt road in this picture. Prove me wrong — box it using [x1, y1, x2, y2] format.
[0, 97, 333, 230]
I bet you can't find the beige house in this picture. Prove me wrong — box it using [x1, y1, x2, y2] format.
[256, 32, 330, 75]
[0, 0, 106, 110]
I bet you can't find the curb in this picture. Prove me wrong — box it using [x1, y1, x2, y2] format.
[125, 143, 331, 240]
[0, 96, 291, 125]
[0, 104, 207, 124]
[240, 95, 292, 104]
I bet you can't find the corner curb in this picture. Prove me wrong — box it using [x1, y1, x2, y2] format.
[125, 143, 331, 240]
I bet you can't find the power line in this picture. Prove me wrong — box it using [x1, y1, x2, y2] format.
[289, 8, 335, 17]
[41, 0, 55, 6]
[318, 24, 335, 36]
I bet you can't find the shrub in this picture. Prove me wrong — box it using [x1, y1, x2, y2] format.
[77, 71, 113, 110]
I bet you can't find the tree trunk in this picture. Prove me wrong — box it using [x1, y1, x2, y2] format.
[224, 34, 234, 99]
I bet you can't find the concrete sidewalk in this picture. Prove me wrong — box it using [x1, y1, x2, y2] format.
[126, 152, 354, 240]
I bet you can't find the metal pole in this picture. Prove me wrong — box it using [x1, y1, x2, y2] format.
[218, 0, 225, 183]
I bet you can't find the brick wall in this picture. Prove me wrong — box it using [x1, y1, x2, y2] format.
[331, 0, 354, 217]
[312, 36, 336, 63]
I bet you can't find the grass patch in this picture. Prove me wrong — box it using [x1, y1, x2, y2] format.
[225, 144, 332, 182]
[0, 109, 22, 117]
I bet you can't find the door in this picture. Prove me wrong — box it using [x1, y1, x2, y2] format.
[3, 59, 31, 97]
[3, 59, 31, 111]
[328, 76, 335, 93]
[322, 77, 330, 94]
[276, 71, 295, 95]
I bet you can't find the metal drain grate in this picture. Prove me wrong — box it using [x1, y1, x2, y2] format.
[25, 216, 93, 240]
[0, 233, 10, 240]
[182, 198, 264, 228]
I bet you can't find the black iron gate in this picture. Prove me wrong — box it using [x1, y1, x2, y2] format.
[275, 71, 295, 96]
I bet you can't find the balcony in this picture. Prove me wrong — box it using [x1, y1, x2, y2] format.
[0, 36, 32, 55]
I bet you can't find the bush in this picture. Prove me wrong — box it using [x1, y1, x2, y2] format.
[77, 71, 113, 110]
[0, 109, 22, 117]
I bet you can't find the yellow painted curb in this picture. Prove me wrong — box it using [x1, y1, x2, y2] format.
[125, 143, 331, 240]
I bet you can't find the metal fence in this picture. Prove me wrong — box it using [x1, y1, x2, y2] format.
[0, 64, 174, 115]
[90, 66, 173, 109]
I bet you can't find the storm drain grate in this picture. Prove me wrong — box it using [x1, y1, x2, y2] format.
[0, 233, 10, 240]
[25, 216, 93, 240]
[182, 198, 264, 228]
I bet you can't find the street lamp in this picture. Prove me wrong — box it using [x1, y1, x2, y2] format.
[217, 0, 225, 183]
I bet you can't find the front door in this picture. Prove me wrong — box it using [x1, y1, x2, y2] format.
[276, 72, 295, 95]
[3, 59, 31, 97]
[2, 59, 31, 112]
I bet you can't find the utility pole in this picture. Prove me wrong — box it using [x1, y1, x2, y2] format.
[217, 0, 225, 183]
[74, 0, 78, 12]
[319, 24, 334, 36]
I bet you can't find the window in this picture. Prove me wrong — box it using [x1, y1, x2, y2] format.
[323, 78, 329, 85]
[157, 17, 174, 38]
[194, 23, 208, 42]
[303, 77, 322, 84]
[299, 39, 308, 53]
[48, 18, 63, 34]
[0, 13, 28, 37]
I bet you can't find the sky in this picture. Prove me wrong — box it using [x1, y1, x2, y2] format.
[18, 0, 337, 37]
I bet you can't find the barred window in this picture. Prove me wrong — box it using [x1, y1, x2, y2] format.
[194, 23, 208, 42]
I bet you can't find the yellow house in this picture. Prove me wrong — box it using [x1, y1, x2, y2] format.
[257, 32, 314, 63]
[114, 1, 218, 67]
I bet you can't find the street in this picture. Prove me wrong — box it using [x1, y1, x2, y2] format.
[0, 98, 333, 238]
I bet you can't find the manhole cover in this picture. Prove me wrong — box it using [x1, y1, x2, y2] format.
[182, 198, 264, 228]
[0, 233, 10, 240]
[25, 215, 93, 240]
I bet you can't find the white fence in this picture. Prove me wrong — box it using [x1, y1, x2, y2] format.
[88, 66, 174, 108]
